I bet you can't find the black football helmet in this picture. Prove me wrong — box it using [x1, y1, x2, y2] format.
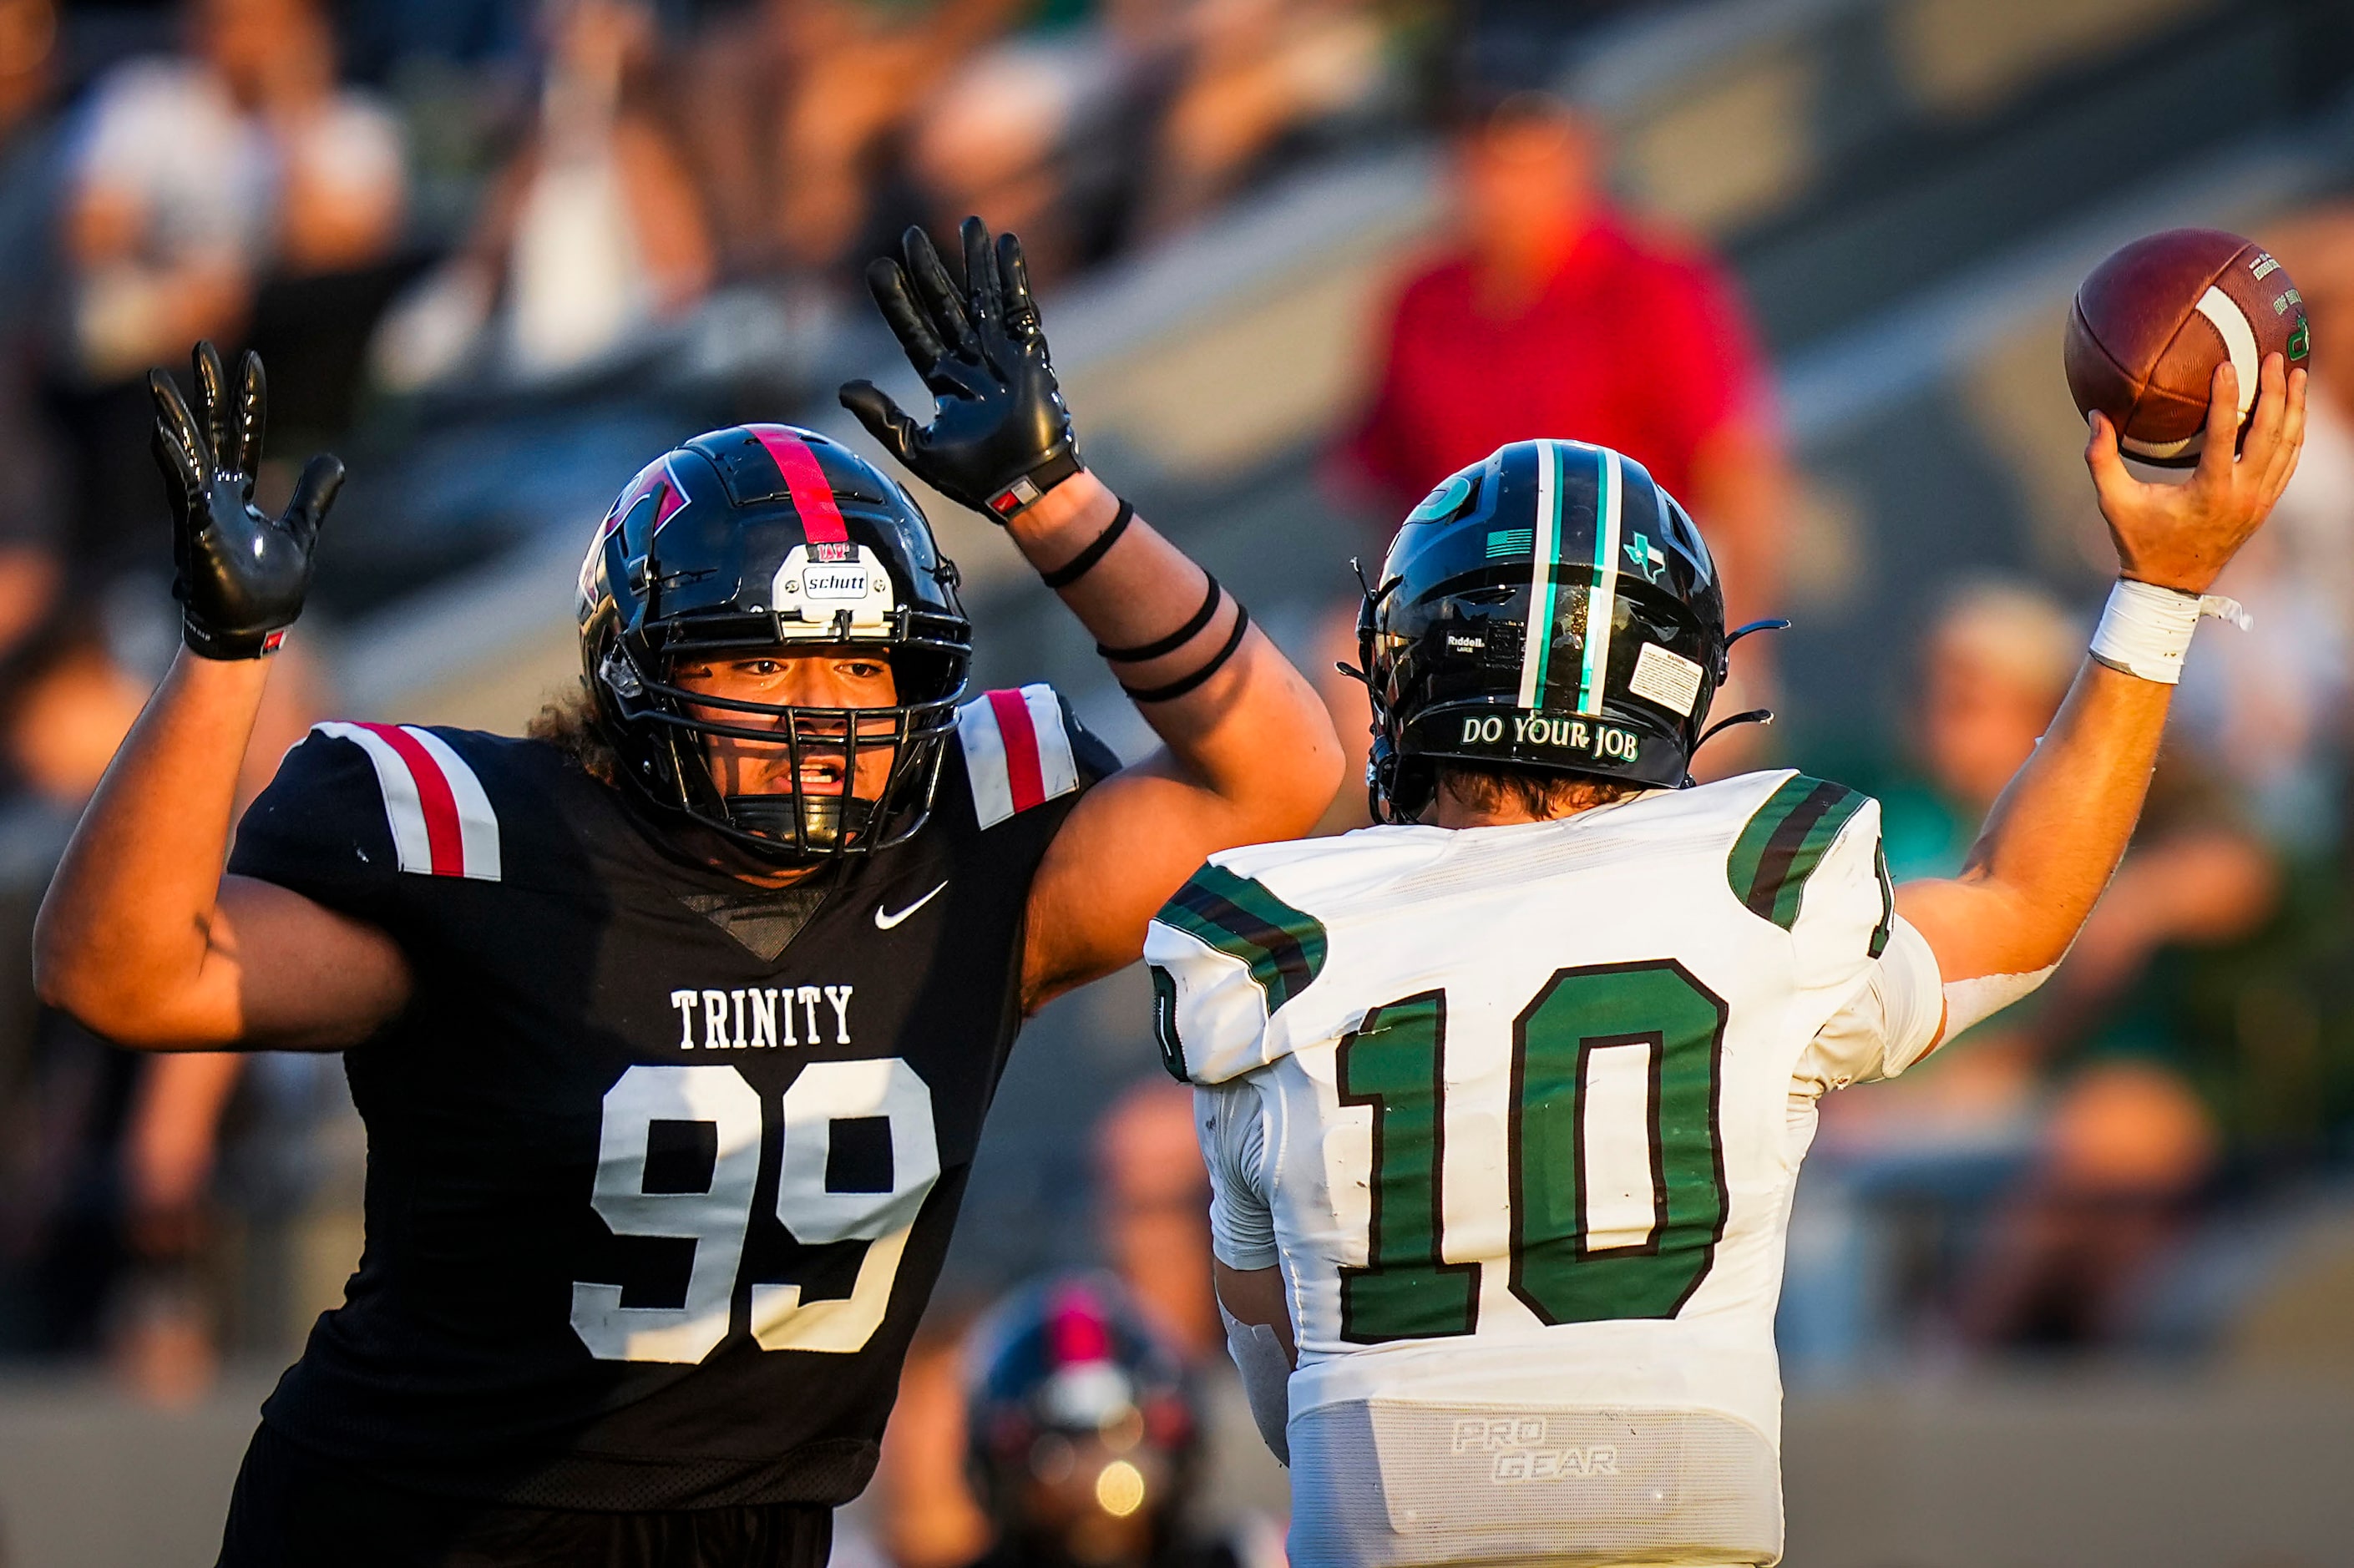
[1359, 438, 1735, 822]
[964, 1275, 1202, 1567]
[576, 423, 972, 862]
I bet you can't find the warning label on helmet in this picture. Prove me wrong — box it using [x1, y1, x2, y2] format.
[1630, 643, 1703, 717]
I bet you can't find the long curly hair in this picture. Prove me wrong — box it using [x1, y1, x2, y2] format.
[526, 682, 620, 786]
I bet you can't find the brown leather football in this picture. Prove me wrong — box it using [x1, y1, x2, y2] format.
[2064, 227, 2311, 467]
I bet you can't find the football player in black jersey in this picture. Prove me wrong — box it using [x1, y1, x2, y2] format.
[33, 219, 1345, 1568]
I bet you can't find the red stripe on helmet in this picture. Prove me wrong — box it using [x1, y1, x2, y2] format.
[356, 722, 464, 877]
[652, 457, 692, 533]
[1046, 1283, 1111, 1366]
[754, 427, 851, 545]
[985, 688, 1045, 813]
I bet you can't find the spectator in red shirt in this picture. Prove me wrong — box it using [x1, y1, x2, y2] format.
[1344, 88, 1786, 625]
[1313, 84, 1789, 820]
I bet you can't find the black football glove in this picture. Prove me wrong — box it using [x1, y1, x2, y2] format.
[839, 217, 1083, 520]
[149, 342, 344, 660]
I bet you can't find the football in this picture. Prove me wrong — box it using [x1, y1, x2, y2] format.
[2063, 227, 2311, 467]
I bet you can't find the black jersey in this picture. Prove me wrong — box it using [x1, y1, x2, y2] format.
[225, 684, 1117, 1511]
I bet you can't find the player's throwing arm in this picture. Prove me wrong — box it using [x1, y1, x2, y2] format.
[840, 219, 1346, 1013]
[1896, 352, 2306, 1038]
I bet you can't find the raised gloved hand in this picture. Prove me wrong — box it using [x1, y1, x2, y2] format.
[839, 217, 1083, 520]
[149, 342, 344, 660]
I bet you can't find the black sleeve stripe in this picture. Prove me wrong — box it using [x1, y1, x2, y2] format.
[1149, 964, 1187, 1082]
[1869, 837, 1895, 959]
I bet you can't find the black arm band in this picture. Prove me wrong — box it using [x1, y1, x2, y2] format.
[1096, 576, 1223, 662]
[1120, 600, 1251, 703]
[1039, 498, 1134, 589]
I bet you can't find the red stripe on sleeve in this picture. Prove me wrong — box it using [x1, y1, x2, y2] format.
[754, 427, 850, 544]
[986, 689, 1045, 813]
[360, 722, 465, 878]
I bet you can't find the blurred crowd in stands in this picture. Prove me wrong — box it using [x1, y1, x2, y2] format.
[0, 2, 2346, 1560]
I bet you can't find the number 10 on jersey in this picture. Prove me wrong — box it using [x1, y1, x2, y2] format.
[1337, 960, 1729, 1342]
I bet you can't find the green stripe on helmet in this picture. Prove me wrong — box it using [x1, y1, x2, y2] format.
[1516, 442, 1562, 712]
[1575, 445, 1622, 717]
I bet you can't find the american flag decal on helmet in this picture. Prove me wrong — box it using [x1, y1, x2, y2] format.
[956, 685, 1078, 829]
[313, 722, 502, 880]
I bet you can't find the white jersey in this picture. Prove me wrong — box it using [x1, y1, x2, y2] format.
[1143, 771, 1945, 1568]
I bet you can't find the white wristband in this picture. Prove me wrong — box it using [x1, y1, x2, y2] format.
[2088, 578, 2252, 685]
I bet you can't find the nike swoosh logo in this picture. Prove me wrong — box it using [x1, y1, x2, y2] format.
[873, 882, 948, 930]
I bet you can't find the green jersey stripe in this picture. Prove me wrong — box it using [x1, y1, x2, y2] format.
[1727, 775, 1870, 931]
[1158, 864, 1329, 1014]
[1766, 789, 1869, 929]
[1725, 775, 1815, 904]
[1576, 445, 1623, 717]
[1516, 442, 1562, 711]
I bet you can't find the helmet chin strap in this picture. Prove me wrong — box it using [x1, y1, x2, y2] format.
[1692, 707, 1774, 754]
[1724, 617, 1792, 646]
[1678, 614, 1790, 779]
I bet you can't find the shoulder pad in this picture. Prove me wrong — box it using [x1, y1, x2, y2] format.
[1728, 771, 1895, 965]
[1145, 862, 1329, 1085]
[312, 722, 503, 881]
[1725, 773, 1871, 932]
[954, 685, 1082, 830]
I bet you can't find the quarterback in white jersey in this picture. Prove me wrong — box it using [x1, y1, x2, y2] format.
[1145, 358, 2306, 1568]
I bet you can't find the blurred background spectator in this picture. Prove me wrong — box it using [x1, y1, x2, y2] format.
[1091, 1079, 1217, 1362]
[863, 1079, 1283, 1568]
[679, 0, 1020, 285]
[58, 0, 410, 584]
[0, 0, 63, 667]
[3, 0, 2354, 1562]
[1783, 582, 2281, 1374]
[0, 609, 324, 1408]
[373, 0, 709, 390]
[1315, 44, 1789, 817]
[952, 1274, 1281, 1568]
[1334, 76, 1783, 623]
